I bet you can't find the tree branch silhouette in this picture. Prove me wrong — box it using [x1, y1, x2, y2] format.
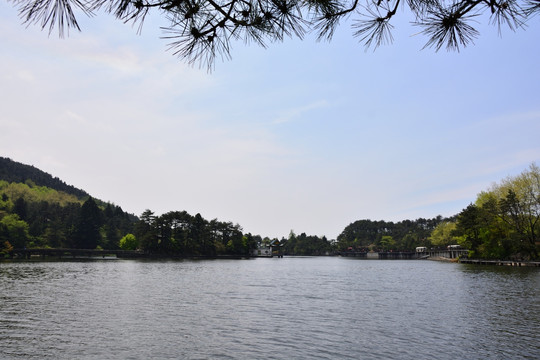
[9, 0, 538, 68]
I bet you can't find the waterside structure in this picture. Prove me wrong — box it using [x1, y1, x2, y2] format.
[459, 259, 540, 267]
[9, 247, 273, 260]
[8, 248, 146, 259]
[340, 248, 469, 260]
[251, 239, 284, 258]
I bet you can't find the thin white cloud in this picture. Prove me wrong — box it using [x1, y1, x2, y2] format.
[16, 70, 35, 82]
[272, 100, 329, 124]
[64, 110, 87, 125]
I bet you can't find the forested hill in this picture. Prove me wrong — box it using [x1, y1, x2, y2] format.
[0, 157, 139, 251]
[0, 157, 88, 199]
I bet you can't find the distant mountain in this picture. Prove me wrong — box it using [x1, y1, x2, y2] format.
[0, 157, 88, 199]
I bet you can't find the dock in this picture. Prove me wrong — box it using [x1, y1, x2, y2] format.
[340, 249, 469, 260]
[459, 259, 540, 267]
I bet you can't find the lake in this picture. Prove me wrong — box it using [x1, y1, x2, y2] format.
[1, 257, 539, 359]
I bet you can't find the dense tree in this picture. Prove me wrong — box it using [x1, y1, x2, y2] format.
[429, 221, 459, 247]
[490, 164, 539, 258]
[135, 209, 159, 252]
[337, 217, 444, 252]
[0, 180, 81, 207]
[100, 204, 134, 249]
[13, 197, 28, 221]
[72, 197, 104, 249]
[242, 233, 259, 255]
[133, 209, 252, 256]
[0, 214, 30, 248]
[454, 163, 540, 260]
[379, 235, 396, 251]
[119, 233, 138, 250]
[10, 0, 540, 68]
[189, 213, 210, 255]
[282, 231, 334, 255]
[0, 189, 135, 249]
[454, 203, 483, 254]
[0, 160, 140, 251]
[0, 157, 88, 198]
[0, 193, 13, 215]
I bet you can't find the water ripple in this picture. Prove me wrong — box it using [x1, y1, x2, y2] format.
[1, 258, 538, 359]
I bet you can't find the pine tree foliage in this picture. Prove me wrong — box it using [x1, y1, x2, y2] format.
[9, 0, 540, 68]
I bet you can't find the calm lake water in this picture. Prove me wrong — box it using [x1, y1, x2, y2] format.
[1, 257, 539, 359]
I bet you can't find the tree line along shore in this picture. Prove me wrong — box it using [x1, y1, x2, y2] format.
[1, 157, 539, 260]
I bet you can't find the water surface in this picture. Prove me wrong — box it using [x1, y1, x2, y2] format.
[1, 257, 538, 359]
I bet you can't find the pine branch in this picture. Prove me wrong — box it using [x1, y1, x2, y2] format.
[8, 0, 539, 68]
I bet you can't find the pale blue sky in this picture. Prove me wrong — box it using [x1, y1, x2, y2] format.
[1, 2, 539, 239]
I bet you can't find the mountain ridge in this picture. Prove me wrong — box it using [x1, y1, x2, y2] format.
[0, 156, 88, 199]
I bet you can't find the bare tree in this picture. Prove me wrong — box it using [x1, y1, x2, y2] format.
[9, 0, 540, 68]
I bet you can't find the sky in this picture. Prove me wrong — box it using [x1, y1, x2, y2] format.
[1, 2, 540, 239]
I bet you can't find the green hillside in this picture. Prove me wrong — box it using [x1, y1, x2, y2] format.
[0, 157, 136, 251]
[0, 157, 88, 199]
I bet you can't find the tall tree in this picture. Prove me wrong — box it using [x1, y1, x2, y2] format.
[454, 203, 483, 254]
[13, 197, 27, 221]
[135, 209, 158, 252]
[72, 197, 103, 249]
[189, 213, 211, 255]
[499, 188, 539, 258]
[10, 0, 540, 68]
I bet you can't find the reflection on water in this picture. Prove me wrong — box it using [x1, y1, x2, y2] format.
[1, 258, 539, 359]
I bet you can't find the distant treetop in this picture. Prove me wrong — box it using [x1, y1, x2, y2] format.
[9, 0, 540, 67]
